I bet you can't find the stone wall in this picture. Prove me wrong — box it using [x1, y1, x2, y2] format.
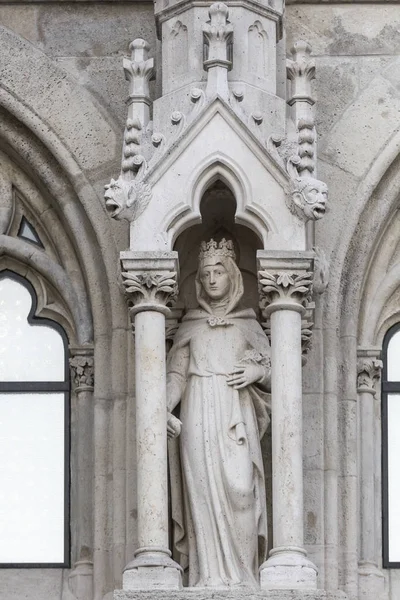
[0, 1, 400, 599]
[286, 4, 400, 600]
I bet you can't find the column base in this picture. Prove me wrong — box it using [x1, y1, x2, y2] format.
[122, 548, 183, 591]
[67, 560, 93, 600]
[358, 562, 385, 600]
[259, 547, 318, 590]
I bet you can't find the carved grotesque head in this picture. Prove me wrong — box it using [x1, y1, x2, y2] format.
[289, 177, 328, 221]
[104, 176, 152, 222]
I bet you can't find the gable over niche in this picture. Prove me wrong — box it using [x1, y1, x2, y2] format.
[129, 99, 305, 253]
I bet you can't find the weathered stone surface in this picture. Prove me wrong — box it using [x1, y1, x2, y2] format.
[286, 5, 400, 56]
[0, 569, 63, 600]
[114, 590, 347, 600]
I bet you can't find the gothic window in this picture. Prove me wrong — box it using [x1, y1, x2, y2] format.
[0, 271, 70, 567]
[382, 323, 400, 568]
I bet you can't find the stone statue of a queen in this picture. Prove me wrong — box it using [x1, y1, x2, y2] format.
[167, 238, 271, 588]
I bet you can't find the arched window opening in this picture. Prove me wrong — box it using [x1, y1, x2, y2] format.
[382, 323, 400, 568]
[0, 271, 70, 567]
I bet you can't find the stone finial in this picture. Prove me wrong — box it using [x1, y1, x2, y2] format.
[202, 2, 233, 99]
[121, 39, 155, 174]
[105, 39, 154, 225]
[286, 40, 315, 107]
[357, 358, 383, 394]
[123, 38, 154, 107]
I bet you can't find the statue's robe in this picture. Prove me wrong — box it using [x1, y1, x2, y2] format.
[167, 307, 270, 588]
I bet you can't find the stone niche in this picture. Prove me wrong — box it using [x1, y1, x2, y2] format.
[172, 179, 274, 577]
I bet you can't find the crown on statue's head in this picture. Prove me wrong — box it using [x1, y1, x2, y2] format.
[199, 238, 236, 262]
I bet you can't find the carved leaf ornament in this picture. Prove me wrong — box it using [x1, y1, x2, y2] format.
[70, 355, 94, 388]
[357, 358, 383, 391]
[122, 271, 178, 308]
[259, 271, 313, 302]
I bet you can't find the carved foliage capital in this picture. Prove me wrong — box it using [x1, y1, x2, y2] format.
[122, 270, 178, 314]
[259, 270, 313, 309]
[357, 358, 383, 393]
[70, 354, 94, 389]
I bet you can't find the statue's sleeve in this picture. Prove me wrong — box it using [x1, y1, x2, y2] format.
[167, 344, 190, 412]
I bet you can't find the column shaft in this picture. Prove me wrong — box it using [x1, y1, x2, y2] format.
[359, 389, 375, 562]
[69, 351, 94, 600]
[260, 303, 317, 590]
[271, 308, 303, 548]
[135, 310, 168, 550]
[357, 356, 384, 600]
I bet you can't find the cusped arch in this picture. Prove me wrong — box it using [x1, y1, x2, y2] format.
[0, 237, 90, 345]
[165, 153, 277, 247]
[0, 90, 127, 338]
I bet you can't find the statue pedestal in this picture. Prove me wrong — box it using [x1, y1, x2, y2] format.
[114, 588, 348, 600]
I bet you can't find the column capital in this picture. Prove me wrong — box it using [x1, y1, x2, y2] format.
[120, 251, 179, 317]
[357, 355, 382, 395]
[257, 251, 314, 315]
[69, 346, 94, 391]
[258, 252, 315, 361]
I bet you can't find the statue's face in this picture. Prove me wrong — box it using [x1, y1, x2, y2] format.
[200, 260, 231, 300]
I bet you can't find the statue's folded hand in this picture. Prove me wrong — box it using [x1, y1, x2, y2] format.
[167, 412, 182, 439]
[226, 364, 265, 389]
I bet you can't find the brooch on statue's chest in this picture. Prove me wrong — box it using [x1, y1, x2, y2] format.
[207, 317, 233, 328]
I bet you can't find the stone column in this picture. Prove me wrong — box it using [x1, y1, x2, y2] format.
[357, 352, 385, 600]
[69, 347, 94, 600]
[120, 251, 182, 590]
[258, 252, 318, 590]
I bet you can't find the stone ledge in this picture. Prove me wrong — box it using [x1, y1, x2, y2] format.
[286, 0, 390, 3]
[114, 589, 348, 600]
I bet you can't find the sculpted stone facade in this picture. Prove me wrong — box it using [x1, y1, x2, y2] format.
[0, 1, 400, 600]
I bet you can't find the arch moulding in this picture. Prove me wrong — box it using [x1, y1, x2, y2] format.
[165, 154, 277, 248]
